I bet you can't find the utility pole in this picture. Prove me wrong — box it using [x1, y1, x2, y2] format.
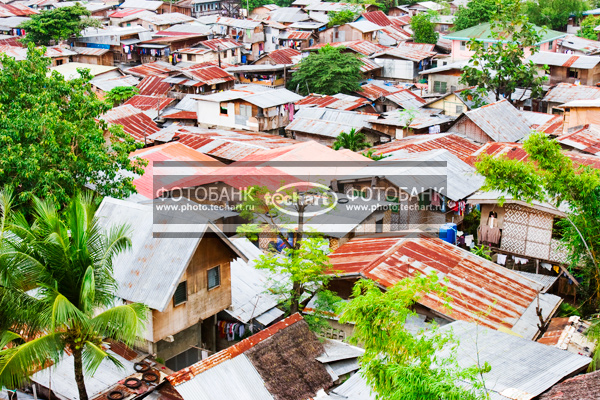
[217, 43, 222, 68]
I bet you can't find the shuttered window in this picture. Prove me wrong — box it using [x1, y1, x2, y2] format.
[208, 266, 221, 290]
[433, 81, 447, 93]
[173, 281, 187, 306]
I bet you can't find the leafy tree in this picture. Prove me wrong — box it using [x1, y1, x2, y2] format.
[362, 149, 391, 160]
[471, 244, 492, 260]
[20, 4, 101, 46]
[105, 86, 140, 107]
[0, 46, 144, 211]
[410, 12, 439, 44]
[288, 45, 363, 96]
[454, 0, 499, 31]
[327, 8, 360, 27]
[525, 0, 588, 31]
[339, 275, 488, 400]
[332, 128, 371, 151]
[460, 2, 548, 102]
[577, 15, 600, 40]
[474, 132, 600, 314]
[237, 185, 340, 324]
[0, 190, 147, 400]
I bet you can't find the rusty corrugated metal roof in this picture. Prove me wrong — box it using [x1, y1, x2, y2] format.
[181, 64, 235, 85]
[124, 95, 174, 111]
[329, 237, 549, 335]
[125, 61, 180, 78]
[162, 110, 197, 119]
[0, 3, 37, 17]
[360, 10, 391, 26]
[385, 89, 426, 109]
[557, 124, 600, 155]
[543, 83, 600, 104]
[399, 42, 435, 52]
[357, 82, 400, 101]
[109, 8, 144, 18]
[360, 57, 383, 73]
[263, 47, 301, 64]
[372, 46, 437, 62]
[137, 74, 171, 96]
[102, 104, 161, 141]
[372, 132, 481, 162]
[296, 93, 370, 111]
[198, 37, 244, 51]
[305, 40, 386, 56]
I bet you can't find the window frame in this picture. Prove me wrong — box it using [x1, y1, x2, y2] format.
[207, 265, 221, 290]
[173, 281, 187, 307]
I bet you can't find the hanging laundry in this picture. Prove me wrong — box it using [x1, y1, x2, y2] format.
[497, 254, 507, 265]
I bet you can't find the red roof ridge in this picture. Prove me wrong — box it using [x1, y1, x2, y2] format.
[166, 313, 303, 386]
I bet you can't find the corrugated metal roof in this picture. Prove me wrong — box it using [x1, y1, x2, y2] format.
[446, 22, 567, 45]
[348, 19, 382, 33]
[137, 74, 171, 96]
[124, 94, 174, 111]
[268, 7, 309, 23]
[0, 16, 29, 29]
[280, 30, 312, 39]
[305, 2, 361, 12]
[109, 8, 144, 18]
[399, 41, 435, 52]
[305, 40, 386, 56]
[135, 11, 195, 24]
[180, 64, 235, 86]
[119, 0, 163, 10]
[91, 74, 140, 92]
[167, 313, 304, 386]
[372, 46, 437, 62]
[461, 99, 531, 142]
[296, 93, 370, 111]
[558, 34, 600, 55]
[528, 51, 600, 69]
[264, 47, 301, 64]
[372, 109, 453, 129]
[162, 110, 197, 119]
[102, 104, 161, 140]
[357, 82, 400, 101]
[360, 57, 383, 72]
[198, 37, 244, 51]
[557, 124, 600, 155]
[560, 99, 600, 108]
[125, 61, 180, 78]
[371, 132, 481, 162]
[200, 87, 302, 108]
[543, 82, 600, 103]
[288, 21, 326, 29]
[0, 3, 37, 17]
[385, 89, 426, 109]
[516, 271, 559, 293]
[72, 46, 109, 56]
[329, 237, 553, 337]
[214, 16, 261, 29]
[286, 107, 377, 137]
[359, 10, 391, 27]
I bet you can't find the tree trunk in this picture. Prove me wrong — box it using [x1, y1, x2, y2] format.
[73, 346, 88, 400]
[290, 281, 302, 315]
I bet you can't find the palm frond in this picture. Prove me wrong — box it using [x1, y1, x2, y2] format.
[0, 331, 22, 349]
[82, 341, 123, 376]
[40, 289, 87, 331]
[0, 186, 15, 243]
[79, 266, 96, 315]
[90, 303, 148, 347]
[0, 332, 64, 389]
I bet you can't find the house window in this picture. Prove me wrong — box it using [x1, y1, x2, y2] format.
[548, 40, 553, 49]
[55, 59, 63, 66]
[220, 103, 228, 115]
[173, 281, 187, 306]
[568, 68, 579, 79]
[455, 104, 463, 114]
[433, 81, 447, 93]
[208, 266, 221, 290]
[239, 104, 252, 117]
[459, 41, 466, 50]
[440, 24, 448, 32]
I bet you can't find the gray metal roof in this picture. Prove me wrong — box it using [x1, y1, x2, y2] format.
[340, 149, 484, 201]
[289, 21, 326, 29]
[317, 340, 364, 363]
[91, 75, 140, 92]
[285, 107, 377, 137]
[175, 355, 275, 400]
[95, 197, 240, 312]
[516, 271, 559, 293]
[462, 99, 531, 142]
[348, 20, 381, 33]
[199, 87, 302, 108]
[559, 99, 600, 108]
[543, 82, 600, 104]
[268, 7, 310, 23]
[511, 292, 563, 339]
[119, 0, 163, 10]
[528, 51, 600, 69]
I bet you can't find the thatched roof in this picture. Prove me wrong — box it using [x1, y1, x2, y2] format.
[539, 370, 600, 400]
[245, 318, 333, 400]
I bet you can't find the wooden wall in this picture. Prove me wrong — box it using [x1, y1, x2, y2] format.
[450, 116, 492, 144]
[152, 234, 235, 342]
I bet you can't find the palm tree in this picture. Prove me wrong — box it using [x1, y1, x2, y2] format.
[0, 190, 147, 400]
[332, 128, 371, 152]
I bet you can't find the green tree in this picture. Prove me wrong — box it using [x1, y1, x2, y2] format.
[0, 46, 144, 211]
[474, 132, 600, 313]
[105, 86, 140, 107]
[339, 275, 488, 400]
[454, 0, 499, 31]
[577, 15, 600, 40]
[410, 12, 439, 44]
[237, 185, 340, 323]
[0, 190, 147, 400]
[327, 8, 360, 27]
[332, 128, 371, 151]
[288, 45, 363, 96]
[460, 2, 548, 102]
[525, 0, 588, 31]
[20, 4, 101, 46]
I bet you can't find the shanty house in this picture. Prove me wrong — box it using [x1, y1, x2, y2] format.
[370, 109, 454, 137]
[76, 25, 152, 64]
[72, 47, 114, 66]
[357, 81, 426, 112]
[195, 86, 303, 133]
[328, 237, 563, 340]
[285, 107, 385, 146]
[95, 197, 246, 369]
[528, 51, 600, 86]
[164, 64, 235, 96]
[370, 46, 437, 81]
[543, 83, 600, 114]
[558, 99, 600, 131]
[424, 87, 496, 117]
[450, 99, 531, 143]
[178, 38, 244, 65]
[418, 60, 469, 94]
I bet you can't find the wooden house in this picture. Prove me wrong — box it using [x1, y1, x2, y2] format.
[95, 197, 247, 368]
[528, 51, 600, 86]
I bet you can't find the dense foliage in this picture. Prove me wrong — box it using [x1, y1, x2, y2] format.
[288, 45, 363, 95]
[0, 46, 144, 211]
[577, 15, 600, 40]
[332, 128, 371, 151]
[20, 4, 100, 45]
[524, 0, 588, 31]
[0, 191, 147, 400]
[460, 1, 548, 102]
[410, 12, 439, 44]
[105, 86, 140, 107]
[454, 0, 499, 30]
[327, 8, 360, 27]
[339, 276, 488, 400]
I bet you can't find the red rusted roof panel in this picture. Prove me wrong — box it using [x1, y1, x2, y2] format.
[361, 11, 391, 27]
[372, 133, 481, 162]
[124, 95, 174, 111]
[137, 74, 171, 96]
